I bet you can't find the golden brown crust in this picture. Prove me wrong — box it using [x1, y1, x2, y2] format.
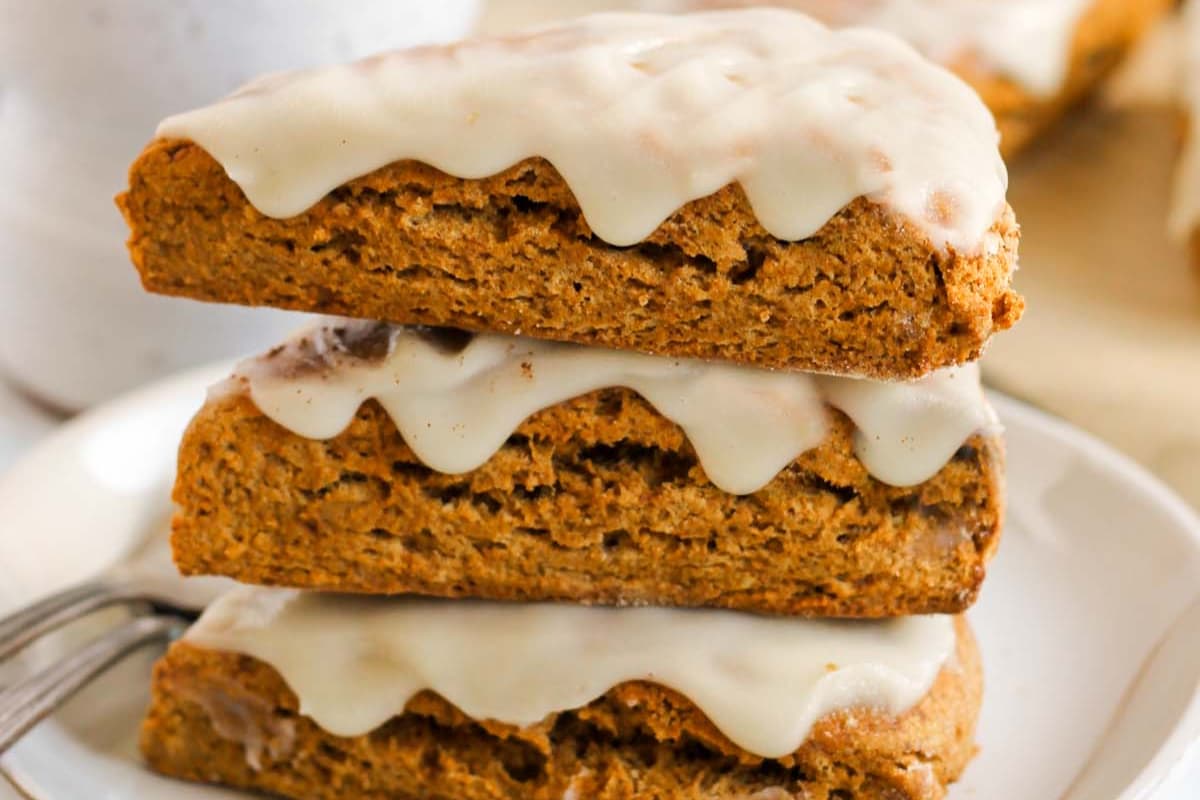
[171, 388, 1004, 618]
[967, 0, 1172, 158]
[141, 618, 981, 800]
[118, 139, 1021, 380]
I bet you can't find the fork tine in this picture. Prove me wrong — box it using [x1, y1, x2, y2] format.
[0, 581, 134, 664]
[0, 614, 186, 754]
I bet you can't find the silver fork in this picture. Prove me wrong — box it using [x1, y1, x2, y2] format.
[0, 530, 227, 754]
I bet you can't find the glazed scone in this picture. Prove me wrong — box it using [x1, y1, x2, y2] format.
[962, 0, 1172, 157]
[170, 321, 1003, 617]
[117, 10, 1023, 380]
[632, 0, 1170, 157]
[141, 592, 982, 800]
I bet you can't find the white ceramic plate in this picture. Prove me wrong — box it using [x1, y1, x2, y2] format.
[0, 364, 1198, 799]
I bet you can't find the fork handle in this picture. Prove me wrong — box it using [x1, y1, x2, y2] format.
[0, 614, 185, 754]
[0, 580, 136, 663]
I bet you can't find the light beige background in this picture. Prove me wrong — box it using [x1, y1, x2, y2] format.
[988, 106, 1200, 510]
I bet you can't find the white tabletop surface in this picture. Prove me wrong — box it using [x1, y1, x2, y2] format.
[0, 381, 56, 475]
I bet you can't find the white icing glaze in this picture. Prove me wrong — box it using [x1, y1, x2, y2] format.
[157, 9, 1006, 252]
[185, 586, 957, 759]
[649, 1, 1093, 97]
[1171, 3, 1200, 240]
[817, 366, 998, 491]
[230, 320, 997, 494]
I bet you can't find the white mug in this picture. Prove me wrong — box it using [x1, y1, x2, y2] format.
[0, 0, 479, 411]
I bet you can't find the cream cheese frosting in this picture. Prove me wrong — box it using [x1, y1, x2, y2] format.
[157, 9, 1006, 252]
[185, 586, 957, 759]
[226, 320, 998, 495]
[647, 1, 1093, 98]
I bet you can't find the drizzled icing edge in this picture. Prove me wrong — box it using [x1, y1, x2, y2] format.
[219, 319, 999, 495]
[185, 587, 960, 759]
[157, 9, 1007, 252]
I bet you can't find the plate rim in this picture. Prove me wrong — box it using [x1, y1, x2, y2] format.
[986, 393, 1200, 800]
[0, 364, 1197, 799]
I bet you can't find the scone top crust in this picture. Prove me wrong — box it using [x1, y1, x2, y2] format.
[157, 10, 1007, 253]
